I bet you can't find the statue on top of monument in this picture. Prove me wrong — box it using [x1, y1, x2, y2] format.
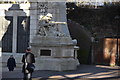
[37, 13, 66, 37]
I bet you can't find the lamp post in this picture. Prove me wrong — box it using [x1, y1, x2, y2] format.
[114, 15, 119, 66]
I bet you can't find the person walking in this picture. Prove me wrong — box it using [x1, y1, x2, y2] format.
[22, 47, 35, 80]
[7, 55, 16, 71]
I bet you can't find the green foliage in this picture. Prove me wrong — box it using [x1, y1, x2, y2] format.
[67, 3, 120, 34]
[77, 50, 90, 64]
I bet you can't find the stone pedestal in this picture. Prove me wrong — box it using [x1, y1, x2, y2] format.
[35, 57, 78, 71]
[31, 35, 79, 71]
[30, 1, 79, 71]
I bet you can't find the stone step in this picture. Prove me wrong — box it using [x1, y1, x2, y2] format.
[1, 66, 22, 72]
[1, 53, 23, 72]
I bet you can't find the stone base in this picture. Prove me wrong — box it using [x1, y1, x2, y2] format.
[2, 53, 23, 68]
[1, 53, 79, 71]
[35, 57, 79, 71]
[31, 36, 79, 71]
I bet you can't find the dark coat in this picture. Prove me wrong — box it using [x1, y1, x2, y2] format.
[22, 52, 35, 73]
[7, 57, 16, 70]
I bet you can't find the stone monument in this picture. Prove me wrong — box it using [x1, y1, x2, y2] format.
[30, 1, 79, 71]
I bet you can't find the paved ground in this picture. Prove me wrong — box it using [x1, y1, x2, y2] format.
[1, 65, 120, 80]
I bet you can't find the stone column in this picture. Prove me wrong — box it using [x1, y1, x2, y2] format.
[12, 15, 17, 53]
[29, 2, 38, 44]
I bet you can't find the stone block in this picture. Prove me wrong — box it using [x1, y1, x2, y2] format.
[30, 22, 37, 30]
[35, 57, 78, 71]
[30, 10, 37, 15]
[30, 29, 37, 35]
[31, 36, 73, 46]
[2, 53, 23, 67]
[30, 25, 37, 30]
[29, 3, 37, 10]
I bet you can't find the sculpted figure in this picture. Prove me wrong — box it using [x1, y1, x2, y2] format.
[37, 13, 66, 37]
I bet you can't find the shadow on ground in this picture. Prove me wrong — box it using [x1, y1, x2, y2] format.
[2, 65, 120, 80]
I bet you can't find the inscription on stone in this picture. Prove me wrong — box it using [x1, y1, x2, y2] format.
[37, 2, 48, 15]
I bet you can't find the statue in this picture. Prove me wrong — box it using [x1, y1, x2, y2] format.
[37, 13, 66, 37]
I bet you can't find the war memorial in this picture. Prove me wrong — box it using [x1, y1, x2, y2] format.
[0, 0, 79, 72]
